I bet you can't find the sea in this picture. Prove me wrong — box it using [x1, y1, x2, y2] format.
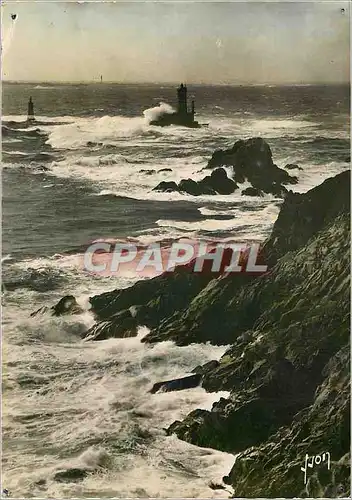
[2, 82, 350, 498]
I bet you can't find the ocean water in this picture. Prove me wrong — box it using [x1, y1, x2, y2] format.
[2, 83, 350, 497]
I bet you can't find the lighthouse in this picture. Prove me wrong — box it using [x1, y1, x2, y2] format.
[27, 96, 35, 122]
[177, 83, 188, 115]
[150, 83, 200, 128]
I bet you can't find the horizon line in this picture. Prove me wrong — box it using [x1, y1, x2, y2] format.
[2, 79, 350, 86]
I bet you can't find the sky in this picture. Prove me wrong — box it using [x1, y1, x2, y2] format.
[1, 0, 350, 84]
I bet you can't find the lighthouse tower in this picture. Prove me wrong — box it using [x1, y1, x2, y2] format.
[177, 83, 188, 115]
[27, 97, 35, 122]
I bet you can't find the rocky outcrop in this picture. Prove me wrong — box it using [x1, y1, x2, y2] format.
[164, 172, 350, 497]
[149, 374, 202, 394]
[139, 169, 156, 175]
[53, 468, 89, 483]
[143, 170, 350, 345]
[82, 308, 138, 341]
[153, 168, 237, 196]
[152, 138, 298, 198]
[262, 169, 350, 266]
[85, 244, 267, 342]
[152, 138, 299, 198]
[206, 138, 298, 197]
[285, 163, 303, 170]
[30, 295, 83, 317]
[168, 211, 349, 434]
[87, 265, 212, 340]
[227, 346, 350, 498]
[241, 186, 264, 197]
[152, 181, 179, 193]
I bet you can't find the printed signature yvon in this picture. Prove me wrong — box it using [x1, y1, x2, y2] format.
[301, 451, 331, 485]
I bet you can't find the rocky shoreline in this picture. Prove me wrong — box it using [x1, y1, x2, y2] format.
[32, 138, 350, 496]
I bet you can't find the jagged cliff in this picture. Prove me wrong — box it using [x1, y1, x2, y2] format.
[84, 151, 350, 496]
[164, 172, 350, 497]
[87, 170, 350, 349]
[143, 169, 350, 346]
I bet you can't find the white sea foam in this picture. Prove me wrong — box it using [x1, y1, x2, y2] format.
[143, 101, 175, 122]
[288, 160, 349, 194]
[42, 113, 319, 151]
[3, 290, 233, 497]
[2, 115, 78, 123]
[157, 202, 280, 240]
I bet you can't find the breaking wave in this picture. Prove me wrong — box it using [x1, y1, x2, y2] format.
[143, 102, 175, 122]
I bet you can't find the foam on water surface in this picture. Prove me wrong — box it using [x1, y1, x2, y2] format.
[3, 295, 233, 497]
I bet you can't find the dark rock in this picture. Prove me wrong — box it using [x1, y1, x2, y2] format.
[285, 163, 303, 170]
[149, 374, 202, 394]
[261, 181, 288, 198]
[192, 360, 219, 375]
[207, 138, 272, 170]
[30, 295, 83, 317]
[139, 169, 156, 175]
[263, 169, 350, 265]
[82, 311, 138, 341]
[38, 165, 50, 172]
[345, 156, 350, 163]
[81, 167, 349, 496]
[201, 168, 238, 195]
[30, 306, 50, 317]
[52, 295, 83, 316]
[228, 346, 350, 497]
[164, 172, 350, 497]
[179, 178, 203, 196]
[206, 138, 298, 197]
[150, 110, 200, 128]
[53, 468, 89, 482]
[89, 169, 349, 346]
[89, 262, 211, 327]
[34, 479, 46, 486]
[241, 186, 264, 197]
[158, 168, 173, 173]
[152, 168, 236, 196]
[167, 394, 302, 452]
[129, 304, 148, 320]
[208, 481, 226, 490]
[153, 181, 179, 193]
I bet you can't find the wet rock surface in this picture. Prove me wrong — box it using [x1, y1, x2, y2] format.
[143, 170, 350, 346]
[53, 468, 89, 483]
[82, 313, 138, 341]
[285, 163, 303, 170]
[149, 374, 202, 394]
[152, 138, 298, 198]
[153, 167, 237, 196]
[31, 295, 83, 317]
[206, 137, 298, 196]
[164, 171, 350, 497]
